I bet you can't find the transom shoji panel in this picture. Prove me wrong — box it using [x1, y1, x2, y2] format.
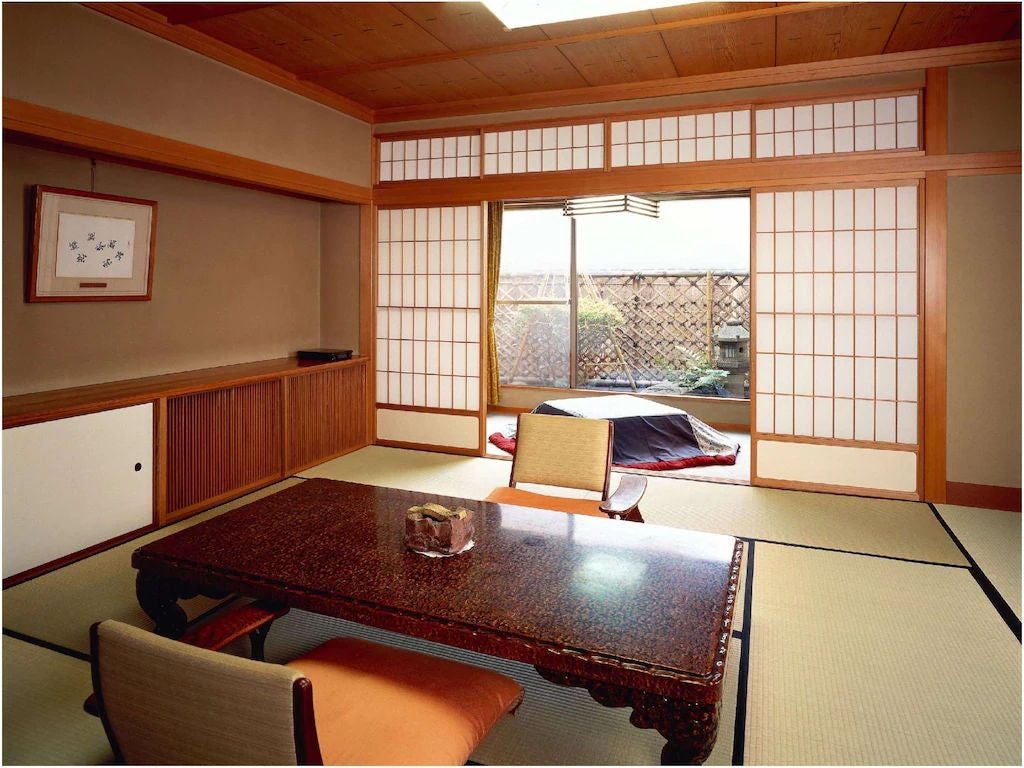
[754, 93, 919, 158]
[379, 135, 481, 182]
[376, 207, 482, 411]
[610, 109, 751, 167]
[483, 123, 604, 175]
[753, 185, 919, 445]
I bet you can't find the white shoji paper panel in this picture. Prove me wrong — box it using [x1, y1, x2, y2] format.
[483, 123, 603, 175]
[610, 109, 751, 167]
[376, 207, 482, 410]
[379, 135, 481, 182]
[754, 94, 919, 159]
[754, 185, 919, 446]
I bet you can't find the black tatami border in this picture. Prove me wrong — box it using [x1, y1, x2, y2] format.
[731, 539, 755, 766]
[928, 503, 1022, 643]
[2, 595, 240, 667]
[746, 535, 970, 569]
[3, 627, 90, 663]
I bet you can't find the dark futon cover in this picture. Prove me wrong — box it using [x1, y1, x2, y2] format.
[532, 395, 740, 470]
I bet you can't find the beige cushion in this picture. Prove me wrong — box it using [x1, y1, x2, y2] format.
[510, 413, 610, 493]
[95, 620, 301, 765]
[287, 637, 524, 766]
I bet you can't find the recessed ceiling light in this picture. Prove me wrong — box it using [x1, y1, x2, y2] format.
[481, 0, 694, 29]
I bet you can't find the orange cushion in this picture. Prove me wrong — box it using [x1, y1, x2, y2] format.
[286, 637, 523, 766]
[484, 486, 609, 518]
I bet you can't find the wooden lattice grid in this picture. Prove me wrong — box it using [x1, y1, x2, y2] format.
[497, 272, 750, 388]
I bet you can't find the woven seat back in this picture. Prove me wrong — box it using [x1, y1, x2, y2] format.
[511, 413, 612, 495]
[93, 621, 304, 765]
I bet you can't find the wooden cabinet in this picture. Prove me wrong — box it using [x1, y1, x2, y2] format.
[2, 357, 370, 582]
[284, 364, 367, 474]
[167, 380, 283, 522]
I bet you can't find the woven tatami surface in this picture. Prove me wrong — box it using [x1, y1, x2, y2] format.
[2, 446, 1018, 766]
[2, 478, 303, 655]
[306, 446, 966, 565]
[2, 637, 111, 765]
[936, 503, 1022, 618]
[747, 543, 1021, 765]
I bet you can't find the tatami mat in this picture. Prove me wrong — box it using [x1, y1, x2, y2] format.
[307, 446, 966, 565]
[935, 504, 1022, 618]
[2, 478, 305, 655]
[746, 543, 1021, 765]
[248, 609, 741, 766]
[2, 637, 113, 766]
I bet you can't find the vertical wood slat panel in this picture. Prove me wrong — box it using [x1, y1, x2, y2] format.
[167, 380, 281, 515]
[285, 364, 368, 474]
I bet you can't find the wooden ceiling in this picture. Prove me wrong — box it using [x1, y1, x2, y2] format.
[124, 2, 1021, 121]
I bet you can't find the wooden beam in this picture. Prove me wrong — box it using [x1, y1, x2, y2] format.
[374, 40, 1021, 124]
[298, 2, 856, 80]
[154, 3, 277, 26]
[359, 202, 377, 445]
[3, 98, 372, 204]
[924, 68, 949, 154]
[372, 150, 1021, 207]
[923, 170, 948, 503]
[83, 2, 374, 123]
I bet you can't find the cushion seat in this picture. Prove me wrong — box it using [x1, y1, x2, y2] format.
[484, 485, 608, 518]
[286, 637, 523, 766]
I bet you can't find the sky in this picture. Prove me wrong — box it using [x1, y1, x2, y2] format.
[502, 196, 751, 273]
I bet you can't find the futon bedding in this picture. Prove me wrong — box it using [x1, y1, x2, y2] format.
[489, 394, 740, 470]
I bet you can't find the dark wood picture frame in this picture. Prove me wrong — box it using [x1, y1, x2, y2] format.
[29, 185, 158, 302]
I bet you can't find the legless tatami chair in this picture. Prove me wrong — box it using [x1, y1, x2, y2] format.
[485, 413, 646, 522]
[88, 605, 523, 765]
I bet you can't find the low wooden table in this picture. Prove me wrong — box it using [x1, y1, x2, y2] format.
[133, 479, 742, 764]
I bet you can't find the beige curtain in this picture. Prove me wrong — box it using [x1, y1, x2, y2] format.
[486, 202, 503, 405]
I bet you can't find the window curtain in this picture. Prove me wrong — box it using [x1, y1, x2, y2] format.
[486, 201, 503, 405]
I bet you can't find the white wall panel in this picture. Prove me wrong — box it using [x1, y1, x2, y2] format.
[376, 408, 479, 450]
[3, 404, 153, 578]
[757, 440, 917, 493]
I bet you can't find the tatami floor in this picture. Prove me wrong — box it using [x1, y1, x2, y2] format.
[3, 446, 1021, 765]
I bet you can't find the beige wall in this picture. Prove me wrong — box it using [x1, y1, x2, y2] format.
[375, 70, 923, 133]
[946, 174, 1022, 489]
[949, 62, 1022, 154]
[499, 386, 749, 428]
[2, 3, 370, 187]
[3, 142, 322, 395]
[320, 204, 362, 353]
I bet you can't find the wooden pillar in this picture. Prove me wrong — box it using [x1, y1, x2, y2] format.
[922, 68, 949, 502]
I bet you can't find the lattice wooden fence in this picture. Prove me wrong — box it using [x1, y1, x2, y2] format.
[497, 271, 749, 388]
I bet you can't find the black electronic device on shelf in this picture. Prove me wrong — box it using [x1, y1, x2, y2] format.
[297, 348, 352, 362]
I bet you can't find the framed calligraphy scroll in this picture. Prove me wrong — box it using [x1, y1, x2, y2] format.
[29, 185, 157, 302]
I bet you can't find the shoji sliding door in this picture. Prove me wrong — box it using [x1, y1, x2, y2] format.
[374, 205, 486, 454]
[751, 183, 921, 498]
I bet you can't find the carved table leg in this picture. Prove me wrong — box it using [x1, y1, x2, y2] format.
[135, 570, 189, 638]
[535, 666, 719, 765]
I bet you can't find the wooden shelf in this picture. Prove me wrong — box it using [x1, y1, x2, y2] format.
[3, 356, 368, 429]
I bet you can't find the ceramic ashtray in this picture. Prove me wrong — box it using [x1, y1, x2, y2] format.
[405, 503, 475, 557]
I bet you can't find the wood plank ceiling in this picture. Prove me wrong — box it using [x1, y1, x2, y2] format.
[136, 1, 1021, 120]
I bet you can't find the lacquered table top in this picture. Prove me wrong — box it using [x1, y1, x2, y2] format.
[135, 478, 741, 689]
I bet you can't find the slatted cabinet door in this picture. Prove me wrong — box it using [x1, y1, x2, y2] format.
[167, 380, 282, 520]
[751, 183, 921, 499]
[284, 364, 367, 474]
